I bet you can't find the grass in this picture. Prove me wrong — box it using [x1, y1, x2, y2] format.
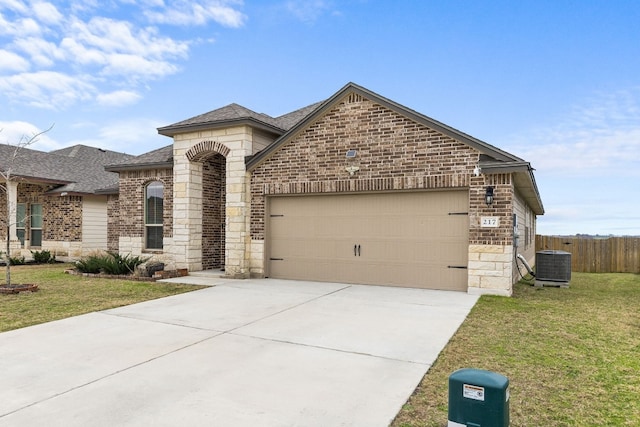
[393, 272, 640, 427]
[0, 264, 202, 332]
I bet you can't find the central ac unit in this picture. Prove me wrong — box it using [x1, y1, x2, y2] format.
[535, 250, 571, 287]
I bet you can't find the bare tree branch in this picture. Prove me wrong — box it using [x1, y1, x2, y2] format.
[1, 124, 54, 287]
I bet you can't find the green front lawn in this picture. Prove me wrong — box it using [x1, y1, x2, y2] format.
[393, 272, 640, 426]
[0, 264, 202, 332]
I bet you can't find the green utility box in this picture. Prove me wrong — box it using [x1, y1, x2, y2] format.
[448, 368, 509, 427]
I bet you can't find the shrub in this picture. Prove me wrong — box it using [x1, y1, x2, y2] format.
[9, 255, 26, 265]
[31, 250, 56, 264]
[75, 252, 150, 275]
[101, 252, 150, 275]
[75, 255, 103, 274]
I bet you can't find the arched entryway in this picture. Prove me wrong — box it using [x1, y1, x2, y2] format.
[176, 137, 249, 278]
[184, 141, 231, 272]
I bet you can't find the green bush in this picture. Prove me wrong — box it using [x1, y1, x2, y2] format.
[31, 250, 56, 264]
[75, 255, 103, 274]
[75, 252, 150, 275]
[9, 255, 26, 265]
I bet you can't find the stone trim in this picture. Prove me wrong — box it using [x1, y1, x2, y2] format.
[186, 140, 231, 161]
[468, 244, 514, 296]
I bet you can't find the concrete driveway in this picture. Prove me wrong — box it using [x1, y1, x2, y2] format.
[0, 277, 478, 426]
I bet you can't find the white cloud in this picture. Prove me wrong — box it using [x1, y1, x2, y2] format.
[144, 0, 247, 27]
[96, 90, 142, 106]
[32, 1, 64, 25]
[89, 17, 187, 59]
[0, 0, 243, 110]
[0, 0, 28, 13]
[12, 36, 63, 67]
[0, 71, 95, 110]
[284, 0, 337, 22]
[102, 53, 181, 80]
[66, 117, 168, 154]
[0, 121, 60, 150]
[0, 49, 30, 72]
[0, 15, 42, 37]
[507, 88, 640, 177]
[59, 17, 188, 81]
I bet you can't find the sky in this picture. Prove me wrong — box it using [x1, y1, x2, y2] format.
[1, 0, 639, 236]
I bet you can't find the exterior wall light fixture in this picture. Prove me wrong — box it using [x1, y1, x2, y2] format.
[485, 186, 494, 206]
[345, 165, 360, 176]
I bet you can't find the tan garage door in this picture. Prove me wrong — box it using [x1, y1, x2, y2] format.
[267, 191, 469, 291]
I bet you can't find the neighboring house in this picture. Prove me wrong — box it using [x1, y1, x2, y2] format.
[108, 82, 544, 296]
[0, 144, 134, 258]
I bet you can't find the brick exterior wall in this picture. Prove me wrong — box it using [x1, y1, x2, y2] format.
[107, 194, 120, 251]
[469, 174, 514, 246]
[44, 195, 83, 242]
[1, 183, 83, 245]
[248, 92, 522, 294]
[202, 155, 226, 269]
[116, 168, 173, 249]
[250, 93, 507, 241]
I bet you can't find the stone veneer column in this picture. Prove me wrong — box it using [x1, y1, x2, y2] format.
[172, 149, 203, 271]
[170, 125, 253, 276]
[224, 145, 251, 278]
[467, 244, 514, 296]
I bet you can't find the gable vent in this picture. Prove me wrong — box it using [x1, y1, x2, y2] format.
[346, 93, 364, 103]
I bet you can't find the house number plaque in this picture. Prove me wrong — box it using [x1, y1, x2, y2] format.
[480, 216, 500, 228]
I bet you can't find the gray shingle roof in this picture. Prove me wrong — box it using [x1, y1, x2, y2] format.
[0, 144, 134, 195]
[157, 101, 323, 136]
[157, 103, 283, 136]
[104, 144, 173, 171]
[274, 101, 324, 130]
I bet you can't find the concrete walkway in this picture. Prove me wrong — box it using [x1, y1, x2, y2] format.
[0, 278, 478, 426]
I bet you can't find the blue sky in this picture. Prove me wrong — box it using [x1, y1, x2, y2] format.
[1, 1, 639, 236]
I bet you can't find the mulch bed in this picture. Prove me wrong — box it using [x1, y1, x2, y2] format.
[64, 268, 189, 281]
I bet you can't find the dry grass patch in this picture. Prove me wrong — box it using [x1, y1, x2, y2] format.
[0, 264, 203, 332]
[393, 272, 640, 427]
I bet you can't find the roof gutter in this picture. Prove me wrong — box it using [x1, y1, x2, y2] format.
[480, 160, 545, 215]
[105, 161, 173, 172]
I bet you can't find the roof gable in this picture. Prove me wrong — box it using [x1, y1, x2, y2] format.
[247, 82, 522, 170]
[246, 82, 543, 214]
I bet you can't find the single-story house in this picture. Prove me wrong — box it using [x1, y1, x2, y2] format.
[106, 82, 544, 296]
[0, 144, 134, 257]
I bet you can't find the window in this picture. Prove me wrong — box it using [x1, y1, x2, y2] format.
[145, 181, 163, 250]
[16, 203, 26, 247]
[30, 203, 43, 247]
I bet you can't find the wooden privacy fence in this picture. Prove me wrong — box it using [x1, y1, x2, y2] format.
[536, 235, 640, 273]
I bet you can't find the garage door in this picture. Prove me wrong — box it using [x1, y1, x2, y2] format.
[267, 191, 469, 291]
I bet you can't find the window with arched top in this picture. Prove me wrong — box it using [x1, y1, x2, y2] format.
[145, 181, 164, 250]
